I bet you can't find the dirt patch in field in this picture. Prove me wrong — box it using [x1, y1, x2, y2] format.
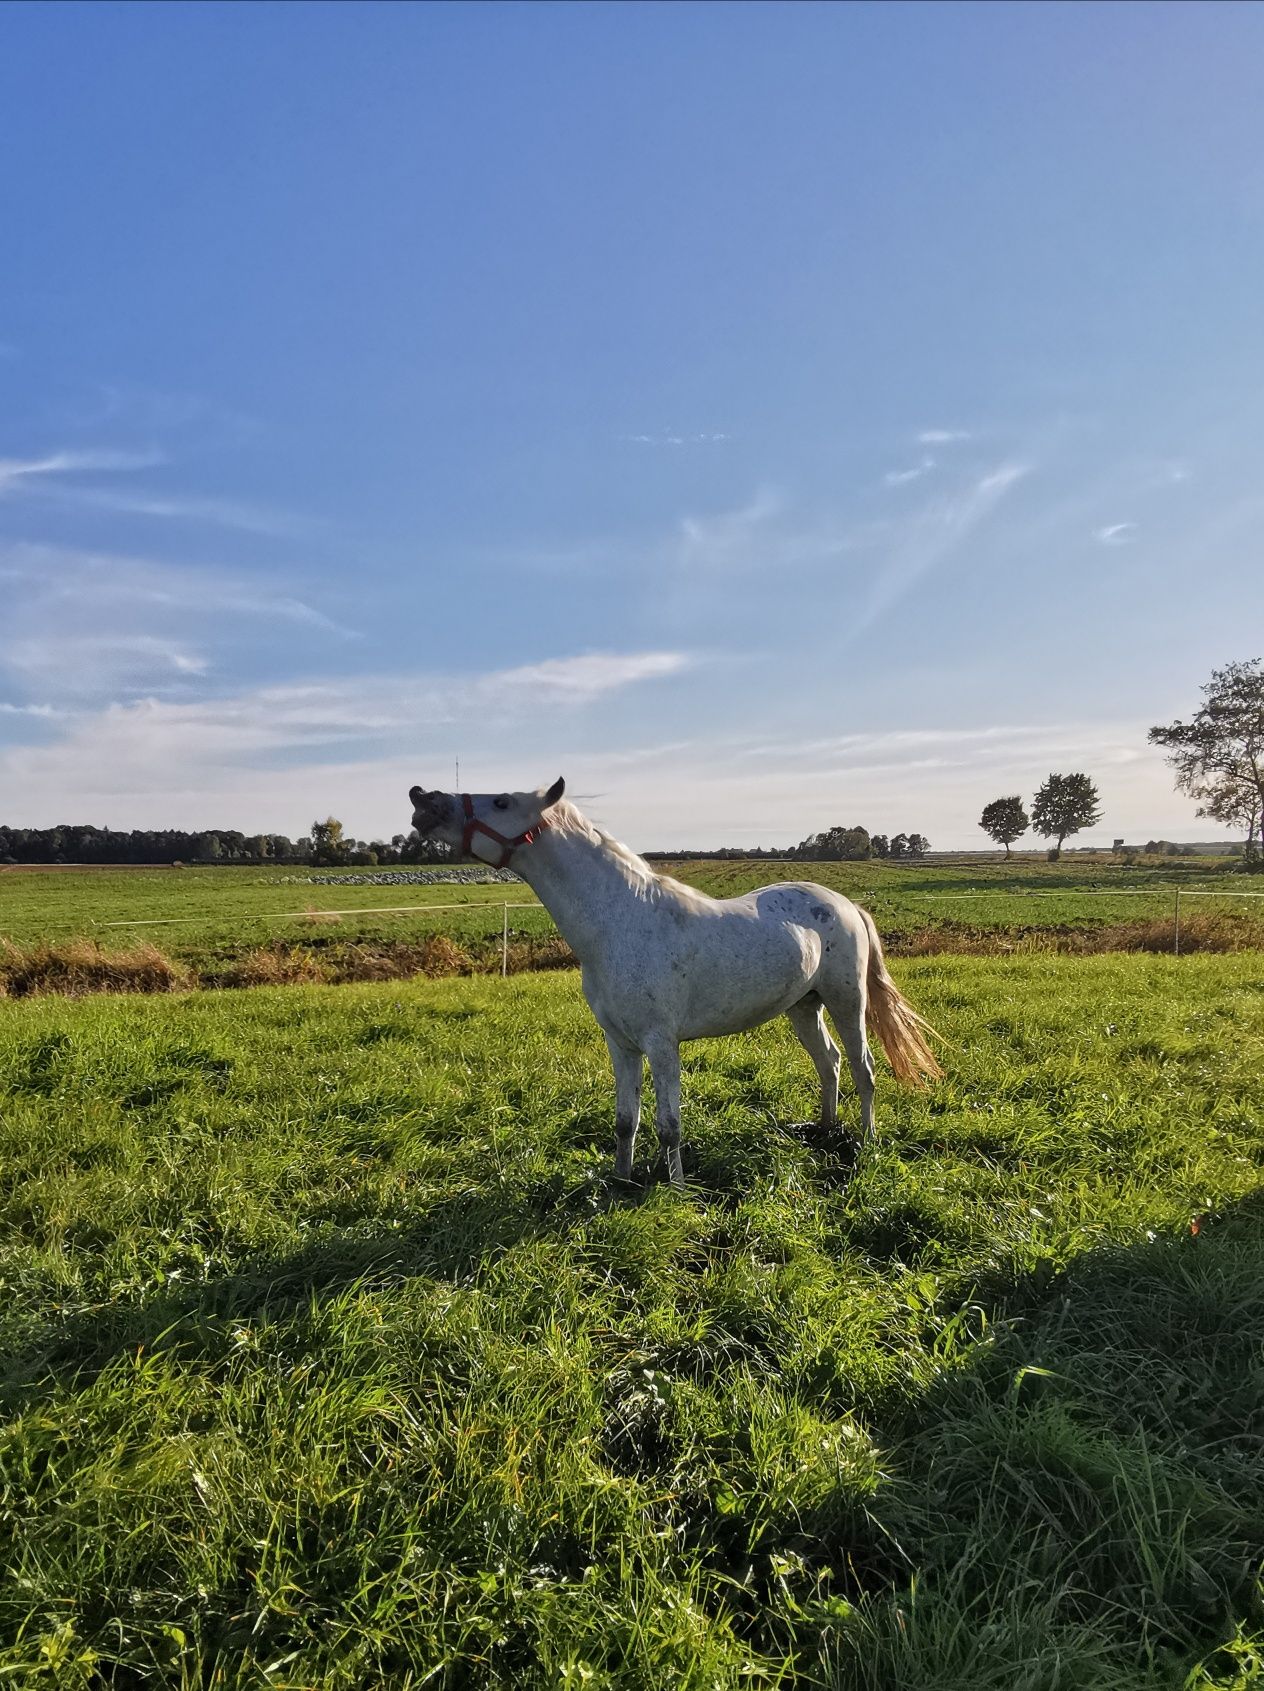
[1, 913, 1258, 999]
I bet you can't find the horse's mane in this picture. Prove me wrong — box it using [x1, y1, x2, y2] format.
[547, 799, 708, 908]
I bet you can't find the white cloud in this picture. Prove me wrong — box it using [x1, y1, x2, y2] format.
[1094, 522, 1137, 545]
[916, 429, 972, 445]
[483, 651, 690, 700]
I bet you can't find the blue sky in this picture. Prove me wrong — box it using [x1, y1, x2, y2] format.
[2, 1, 1261, 849]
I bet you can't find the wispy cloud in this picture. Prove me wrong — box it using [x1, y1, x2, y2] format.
[0, 448, 163, 495]
[482, 650, 691, 701]
[859, 460, 1032, 631]
[0, 649, 697, 825]
[883, 456, 936, 487]
[47, 383, 260, 445]
[1094, 521, 1137, 545]
[3, 634, 210, 695]
[621, 431, 730, 447]
[0, 540, 355, 647]
[0, 701, 66, 718]
[678, 489, 782, 571]
[49, 485, 310, 538]
[917, 429, 971, 445]
[0, 698, 1182, 848]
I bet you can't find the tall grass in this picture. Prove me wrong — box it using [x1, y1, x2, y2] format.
[0, 956, 1261, 1686]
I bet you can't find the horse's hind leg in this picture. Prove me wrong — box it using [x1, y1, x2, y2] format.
[786, 997, 840, 1130]
[823, 989, 876, 1140]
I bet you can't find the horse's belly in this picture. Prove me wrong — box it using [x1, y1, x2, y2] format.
[675, 933, 819, 1039]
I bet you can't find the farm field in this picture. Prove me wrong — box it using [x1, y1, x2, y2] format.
[2, 857, 1262, 995]
[1, 954, 1262, 1687]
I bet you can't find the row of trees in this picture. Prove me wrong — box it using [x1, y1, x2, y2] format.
[973, 659, 1263, 866]
[979, 773, 1102, 860]
[791, 826, 930, 861]
[0, 820, 446, 868]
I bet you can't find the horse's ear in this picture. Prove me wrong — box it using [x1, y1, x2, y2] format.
[543, 775, 565, 808]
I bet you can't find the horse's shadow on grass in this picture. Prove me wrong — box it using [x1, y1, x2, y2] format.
[3, 1130, 1262, 1687]
[0, 1174, 594, 1410]
[0, 1106, 857, 1411]
[657, 1191, 1264, 1684]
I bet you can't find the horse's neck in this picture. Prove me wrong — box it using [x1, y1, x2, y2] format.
[514, 825, 650, 961]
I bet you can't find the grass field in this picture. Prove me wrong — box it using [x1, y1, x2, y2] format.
[2, 858, 1262, 994]
[2, 955, 1262, 1687]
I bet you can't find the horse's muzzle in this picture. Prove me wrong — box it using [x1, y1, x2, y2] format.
[409, 787, 451, 833]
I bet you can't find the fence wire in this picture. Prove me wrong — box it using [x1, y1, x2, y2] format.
[91, 884, 1264, 965]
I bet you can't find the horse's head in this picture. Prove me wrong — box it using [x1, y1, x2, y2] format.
[408, 777, 566, 864]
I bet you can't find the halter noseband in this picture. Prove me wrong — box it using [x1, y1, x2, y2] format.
[460, 793, 551, 869]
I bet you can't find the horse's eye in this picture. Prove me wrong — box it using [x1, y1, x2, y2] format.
[493, 796, 510, 810]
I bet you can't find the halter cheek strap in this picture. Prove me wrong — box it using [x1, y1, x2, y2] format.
[460, 793, 551, 869]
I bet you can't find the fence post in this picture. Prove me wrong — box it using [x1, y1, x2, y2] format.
[502, 902, 509, 978]
[1174, 888, 1181, 957]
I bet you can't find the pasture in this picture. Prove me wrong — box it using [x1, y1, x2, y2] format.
[2, 952, 1262, 1687]
[2, 857, 1261, 995]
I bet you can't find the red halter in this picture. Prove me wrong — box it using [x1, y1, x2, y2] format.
[460, 793, 551, 869]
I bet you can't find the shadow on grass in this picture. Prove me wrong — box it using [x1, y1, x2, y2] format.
[2, 1157, 1261, 1688]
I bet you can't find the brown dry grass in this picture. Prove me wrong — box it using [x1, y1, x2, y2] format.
[0, 939, 190, 998]
[224, 945, 329, 988]
[883, 911, 1262, 958]
[0, 915, 1257, 1000]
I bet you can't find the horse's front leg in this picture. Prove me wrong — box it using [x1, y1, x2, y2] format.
[646, 1038, 684, 1189]
[604, 1032, 643, 1181]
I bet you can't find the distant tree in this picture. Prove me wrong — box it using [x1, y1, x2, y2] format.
[793, 824, 872, 860]
[889, 832, 910, 859]
[1031, 773, 1102, 860]
[979, 795, 1029, 857]
[1149, 659, 1264, 867]
[870, 833, 890, 858]
[310, 817, 346, 866]
[906, 833, 929, 858]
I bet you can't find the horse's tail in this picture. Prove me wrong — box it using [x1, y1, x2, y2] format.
[859, 908, 943, 1086]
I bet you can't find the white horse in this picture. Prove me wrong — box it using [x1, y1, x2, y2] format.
[408, 777, 940, 1186]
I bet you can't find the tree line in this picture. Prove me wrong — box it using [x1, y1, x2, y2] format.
[0, 820, 447, 867]
[651, 829, 931, 862]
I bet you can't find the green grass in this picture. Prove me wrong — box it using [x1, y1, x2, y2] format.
[2, 859, 1261, 987]
[2, 955, 1262, 1687]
